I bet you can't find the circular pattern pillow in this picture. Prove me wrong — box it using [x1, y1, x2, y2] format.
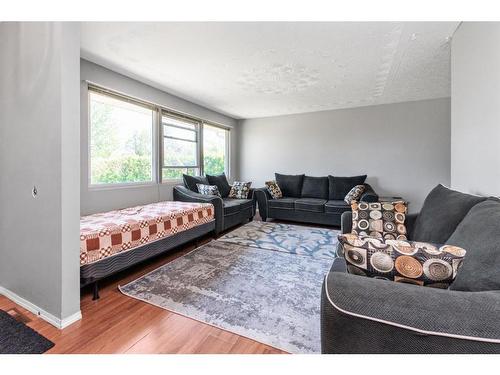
[338, 233, 466, 288]
[351, 200, 408, 240]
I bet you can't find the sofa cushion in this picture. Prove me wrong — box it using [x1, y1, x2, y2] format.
[338, 234, 466, 288]
[268, 197, 298, 210]
[325, 200, 350, 215]
[183, 174, 208, 192]
[295, 198, 327, 213]
[328, 175, 367, 200]
[352, 201, 408, 240]
[446, 198, 500, 292]
[275, 173, 305, 198]
[412, 184, 487, 244]
[301, 176, 329, 199]
[206, 173, 231, 198]
[223, 198, 253, 215]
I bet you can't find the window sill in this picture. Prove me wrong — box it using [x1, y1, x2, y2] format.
[88, 182, 157, 191]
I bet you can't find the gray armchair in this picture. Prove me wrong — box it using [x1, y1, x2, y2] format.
[322, 186, 500, 354]
[173, 185, 255, 236]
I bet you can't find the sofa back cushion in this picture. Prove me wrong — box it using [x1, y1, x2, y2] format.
[446, 198, 500, 292]
[301, 176, 329, 199]
[275, 173, 305, 198]
[183, 174, 209, 193]
[412, 184, 486, 244]
[206, 173, 232, 198]
[328, 175, 367, 200]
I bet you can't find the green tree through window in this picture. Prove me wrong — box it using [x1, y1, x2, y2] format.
[90, 91, 153, 185]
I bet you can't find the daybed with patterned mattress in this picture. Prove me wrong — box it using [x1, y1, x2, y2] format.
[80, 201, 215, 299]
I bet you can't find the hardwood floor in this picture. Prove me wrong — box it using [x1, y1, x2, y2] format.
[0, 227, 285, 354]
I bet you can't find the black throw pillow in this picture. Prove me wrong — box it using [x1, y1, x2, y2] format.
[275, 173, 305, 198]
[446, 198, 500, 292]
[328, 175, 367, 200]
[301, 176, 329, 199]
[206, 173, 232, 198]
[183, 174, 209, 193]
[412, 184, 486, 244]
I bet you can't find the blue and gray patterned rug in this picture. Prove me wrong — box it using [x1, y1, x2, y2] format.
[219, 221, 339, 259]
[119, 221, 339, 353]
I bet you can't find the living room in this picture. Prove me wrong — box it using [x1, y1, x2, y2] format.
[1, 0, 500, 372]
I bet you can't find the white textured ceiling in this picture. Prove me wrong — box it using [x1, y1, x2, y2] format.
[81, 22, 459, 119]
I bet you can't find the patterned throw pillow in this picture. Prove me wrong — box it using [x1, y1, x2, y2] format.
[338, 234, 466, 288]
[351, 201, 408, 240]
[196, 184, 221, 197]
[265, 180, 283, 199]
[229, 181, 252, 199]
[344, 184, 365, 204]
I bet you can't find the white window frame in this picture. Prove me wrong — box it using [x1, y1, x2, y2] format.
[86, 83, 232, 188]
[87, 85, 158, 189]
[201, 122, 231, 179]
[160, 111, 202, 183]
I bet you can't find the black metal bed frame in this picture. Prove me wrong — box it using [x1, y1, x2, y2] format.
[80, 221, 216, 300]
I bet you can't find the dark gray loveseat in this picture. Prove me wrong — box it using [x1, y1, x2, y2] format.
[321, 184, 500, 353]
[173, 174, 256, 236]
[255, 173, 378, 227]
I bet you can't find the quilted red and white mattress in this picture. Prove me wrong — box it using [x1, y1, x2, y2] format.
[80, 201, 214, 266]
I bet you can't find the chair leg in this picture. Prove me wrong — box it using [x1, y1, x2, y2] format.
[92, 281, 100, 301]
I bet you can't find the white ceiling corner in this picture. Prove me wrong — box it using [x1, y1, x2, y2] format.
[80, 22, 459, 119]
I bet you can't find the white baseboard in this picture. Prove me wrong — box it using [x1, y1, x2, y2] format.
[0, 285, 82, 329]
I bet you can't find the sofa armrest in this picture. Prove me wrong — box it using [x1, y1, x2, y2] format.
[248, 188, 257, 215]
[173, 185, 223, 234]
[254, 188, 271, 221]
[340, 211, 353, 234]
[405, 212, 418, 240]
[360, 183, 379, 203]
[321, 270, 500, 353]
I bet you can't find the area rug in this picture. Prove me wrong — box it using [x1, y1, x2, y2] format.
[218, 221, 339, 259]
[0, 310, 54, 354]
[120, 225, 337, 353]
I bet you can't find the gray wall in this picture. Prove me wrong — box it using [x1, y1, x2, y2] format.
[238, 98, 451, 212]
[0, 23, 81, 321]
[451, 22, 500, 196]
[80, 59, 238, 215]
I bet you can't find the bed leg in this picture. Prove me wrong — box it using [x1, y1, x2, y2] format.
[92, 281, 100, 301]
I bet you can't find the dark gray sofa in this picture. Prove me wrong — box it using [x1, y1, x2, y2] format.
[255, 173, 378, 227]
[321, 184, 500, 353]
[173, 174, 256, 235]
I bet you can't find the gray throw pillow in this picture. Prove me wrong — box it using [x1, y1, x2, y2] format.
[446, 198, 500, 292]
[411, 184, 486, 244]
[206, 173, 231, 198]
[183, 174, 208, 193]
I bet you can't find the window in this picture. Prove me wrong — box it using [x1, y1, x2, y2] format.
[203, 123, 229, 176]
[89, 89, 154, 185]
[161, 113, 201, 180]
[88, 84, 231, 186]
